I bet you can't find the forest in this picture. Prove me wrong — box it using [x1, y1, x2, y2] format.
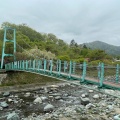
[0, 22, 118, 65]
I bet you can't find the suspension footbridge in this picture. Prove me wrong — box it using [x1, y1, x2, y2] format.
[0, 27, 120, 90]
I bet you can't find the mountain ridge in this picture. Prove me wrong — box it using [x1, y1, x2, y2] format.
[83, 41, 120, 56]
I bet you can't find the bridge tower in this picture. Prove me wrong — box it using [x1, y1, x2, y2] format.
[1, 27, 16, 69]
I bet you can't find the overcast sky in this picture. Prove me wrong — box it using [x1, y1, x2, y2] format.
[0, 0, 120, 46]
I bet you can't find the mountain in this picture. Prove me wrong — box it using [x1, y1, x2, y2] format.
[83, 41, 120, 56]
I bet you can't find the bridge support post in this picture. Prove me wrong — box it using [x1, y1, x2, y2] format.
[16, 61, 18, 69]
[44, 59, 47, 74]
[14, 61, 17, 70]
[56, 60, 59, 72]
[99, 63, 104, 87]
[72, 62, 76, 74]
[58, 60, 61, 76]
[33, 60, 35, 72]
[68, 61, 72, 79]
[116, 64, 119, 83]
[18, 61, 19, 69]
[19, 61, 21, 70]
[26, 60, 28, 70]
[64, 61, 67, 73]
[37, 60, 40, 72]
[50, 60, 53, 75]
[1, 27, 16, 69]
[98, 62, 101, 80]
[39, 60, 42, 72]
[12, 62, 14, 70]
[81, 61, 86, 82]
[22, 60, 25, 70]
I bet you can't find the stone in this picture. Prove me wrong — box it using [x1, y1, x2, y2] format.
[114, 114, 120, 120]
[7, 112, 20, 120]
[41, 96, 48, 101]
[85, 103, 95, 109]
[33, 97, 42, 104]
[3, 91, 10, 97]
[32, 113, 37, 117]
[93, 94, 99, 99]
[88, 90, 94, 93]
[0, 106, 3, 110]
[14, 100, 18, 104]
[81, 97, 90, 105]
[8, 98, 13, 102]
[50, 93, 62, 96]
[107, 105, 114, 111]
[0, 101, 9, 108]
[24, 92, 31, 97]
[63, 93, 69, 97]
[44, 87, 48, 93]
[104, 89, 115, 95]
[55, 96, 61, 100]
[81, 94, 86, 98]
[44, 104, 54, 112]
[50, 85, 59, 88]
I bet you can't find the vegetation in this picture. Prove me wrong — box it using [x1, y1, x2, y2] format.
[1, 72, 61, 86]
[0, 22, 119, 65]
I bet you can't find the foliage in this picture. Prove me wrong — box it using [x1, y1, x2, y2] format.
[57, 55, 70, 61]
[89, 60, 101, 65]
[0, 22, 115, 65]
[22, 46, 56, 60]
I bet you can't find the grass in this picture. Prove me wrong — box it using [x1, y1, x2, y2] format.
[0, 71, 61, 86]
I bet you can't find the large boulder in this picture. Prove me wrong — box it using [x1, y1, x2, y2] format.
[7, 112, 20, 120]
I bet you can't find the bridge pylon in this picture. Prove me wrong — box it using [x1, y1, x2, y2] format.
[1, 27, 16, 69]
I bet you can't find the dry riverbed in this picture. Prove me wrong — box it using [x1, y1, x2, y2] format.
[0, 80, 120, 120]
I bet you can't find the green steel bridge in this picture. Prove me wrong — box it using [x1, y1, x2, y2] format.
[0, 27, 120, 90]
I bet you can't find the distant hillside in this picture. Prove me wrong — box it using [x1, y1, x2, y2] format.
[83, 41, 120, 56]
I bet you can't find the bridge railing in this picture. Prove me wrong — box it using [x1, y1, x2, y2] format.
[5, 60, 120, 89]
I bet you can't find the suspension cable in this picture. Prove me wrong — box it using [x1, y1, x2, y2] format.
[20, 39, 33, 49]
[16, 43, 39, 59]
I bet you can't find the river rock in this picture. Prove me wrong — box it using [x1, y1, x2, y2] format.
[107, 105, 114, 111]
[93, 94, 99, 99]
[81, 97, 90, 105]
[55, 96, 61, 100]
[7, 112, 20, 120]
[50, 85, 59, 88]
[85, 103, 95, 109]
[8, 98, 13, 102]
[44, 104, 54, 112]
[0, 106, 3, 110]
[81, 94, 86, 98]
[0, 101, 9, 108]
[3, 91, 10, 97]
[34, 97, 42, 104]
[24, 92, 31, 97]
[41, 96, 48, 101]
[114, 114, 120, 120]
[104, 89, 115, 95]
[89, 90, 94, 93]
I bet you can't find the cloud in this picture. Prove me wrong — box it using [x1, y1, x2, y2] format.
[0, 0, 120, 46]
